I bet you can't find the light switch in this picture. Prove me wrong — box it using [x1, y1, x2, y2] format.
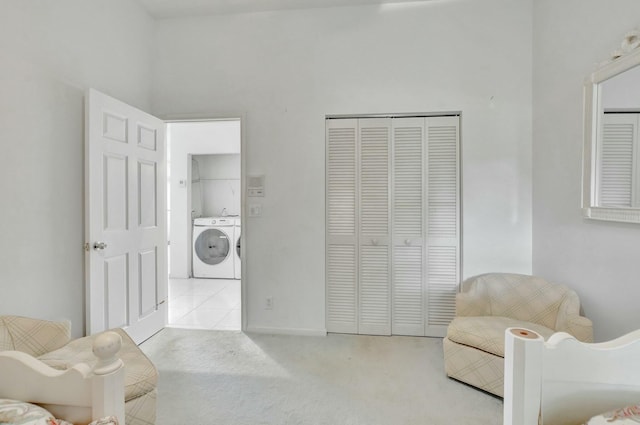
[248, 175, 265, 197]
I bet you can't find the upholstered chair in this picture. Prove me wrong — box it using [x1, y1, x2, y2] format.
[0, 315, 158, 425]
[443, 273, 593, 396]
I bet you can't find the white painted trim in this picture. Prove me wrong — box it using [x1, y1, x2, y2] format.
[582, 44, 640, 223]
[161, 112, 248, 333]
[246, 326, 328, 337]
[582, 206, 640, 223]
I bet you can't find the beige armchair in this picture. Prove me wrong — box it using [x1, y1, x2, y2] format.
[443, 273, 593, 396]
[0, 315, 157, 425]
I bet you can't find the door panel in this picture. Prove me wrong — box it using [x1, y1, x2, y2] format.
[392, 117, 425, 336]
[86, 88, 167, 344]
[358, 119, 391, 335]
[104, 154, 128, 231]
[326, 119, 358, 334]
[425, 116, 460, 337]
[105, 254, 129, 329]
[359, 244, 390, 335]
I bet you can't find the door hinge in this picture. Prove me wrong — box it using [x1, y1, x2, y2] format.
[83, 243, 90, 252]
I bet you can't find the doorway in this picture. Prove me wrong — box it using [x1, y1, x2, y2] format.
[166, 119, 243, 331]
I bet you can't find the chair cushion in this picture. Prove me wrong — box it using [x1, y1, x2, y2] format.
[447, 316, 555, 357]
[38, 329, 157, 402]
[0, 316, 70, 357]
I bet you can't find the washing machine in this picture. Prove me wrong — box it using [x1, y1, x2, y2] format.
[193, 217, 235, 279]
[234, 218, 241, 279]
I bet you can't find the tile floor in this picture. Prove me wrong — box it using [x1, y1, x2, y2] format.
[168, 278, 241, 331]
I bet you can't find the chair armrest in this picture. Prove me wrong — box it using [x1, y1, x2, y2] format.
[559, 315, 593, 343]
[2, 316, 71, 357]
[456, 292, 491, 317]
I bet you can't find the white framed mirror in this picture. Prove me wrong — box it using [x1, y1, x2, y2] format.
[583, 31, 640, 223]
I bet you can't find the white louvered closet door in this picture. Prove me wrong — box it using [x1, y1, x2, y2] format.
[326, 119, 358, 334]
[326, 115, 459, 337]
[391, 118, 426, 336]
[598, 113, 639, 207]
[358, 118, 391, 336]
[425, 116, 460, 337]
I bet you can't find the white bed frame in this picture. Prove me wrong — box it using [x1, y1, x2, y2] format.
[0, 331, 125, 425]
[504, 327, 640, 425]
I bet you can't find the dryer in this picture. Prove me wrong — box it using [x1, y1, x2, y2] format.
[234, 218, 241, 279]
[193, 217, 235, 279]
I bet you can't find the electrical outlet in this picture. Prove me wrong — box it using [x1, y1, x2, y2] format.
[265, 296, 273, 310]
[250, 204, 262, 217]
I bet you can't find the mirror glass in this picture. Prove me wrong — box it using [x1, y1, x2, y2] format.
[597, 66, 640, 207]
[583, 47, 640, 223]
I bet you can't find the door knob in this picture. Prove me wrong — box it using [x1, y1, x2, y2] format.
[372, 239, 379, 246]
[405, 239, 412, 245]
[93, 242, 107, 251]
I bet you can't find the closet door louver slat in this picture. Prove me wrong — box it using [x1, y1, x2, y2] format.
[358, 119, 391, 335]
[425, 116, 460, 337]
[326, 119, 358, 334]
[359, 245, 390, 334]
[360, 124, 390, 236]
[392, 118, 425, 336]
[599, 114, 637, 207]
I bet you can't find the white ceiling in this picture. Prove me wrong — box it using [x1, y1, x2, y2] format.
[137, 0, 437, 19]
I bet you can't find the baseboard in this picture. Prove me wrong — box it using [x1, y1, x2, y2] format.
[246, 326, 327, 337]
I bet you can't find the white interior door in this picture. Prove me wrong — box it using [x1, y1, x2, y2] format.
[85, 88, 167, 344]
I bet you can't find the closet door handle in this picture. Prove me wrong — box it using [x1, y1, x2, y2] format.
[405, 239, 412, 246]
[371, 239, 379, 246]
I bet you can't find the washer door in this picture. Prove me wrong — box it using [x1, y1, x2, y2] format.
[195, 228, 230, 265]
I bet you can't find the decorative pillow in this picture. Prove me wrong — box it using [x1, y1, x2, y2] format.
[0, 399, 118, 425]
[585, 404, 640, 424]
[88, 417, 119, 425]
[0, 398, 72, 425]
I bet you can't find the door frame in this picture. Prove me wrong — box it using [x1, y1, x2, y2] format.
[162, 113, 247, 332]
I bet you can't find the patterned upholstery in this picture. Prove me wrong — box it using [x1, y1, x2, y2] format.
[124, 389, 157, 425]
[39, 328, 158, 403]
[0, 317, 157, 424]
[443, 337, 506, 397]
[443, 273, 593, 396]
[447, 316, 555, 357]
[0, 316, 71, 357]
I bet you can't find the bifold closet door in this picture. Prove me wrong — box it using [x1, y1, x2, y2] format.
[425, 116, 460, 337]
[358, 118, 391, 336]
[391, 117, 426, 336]
[326, 119, 358, 334]
[326, 115, 460, 337]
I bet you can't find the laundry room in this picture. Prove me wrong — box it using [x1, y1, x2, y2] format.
[167, 119, 243, 331]
[191, 154, 241, 280]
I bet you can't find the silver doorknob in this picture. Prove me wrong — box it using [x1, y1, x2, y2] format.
[372, 239, 379, 246]
[93, 242, 107, 251]
[405, 239, 412, 245]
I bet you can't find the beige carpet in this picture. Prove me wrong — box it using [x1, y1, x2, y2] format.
[140, 329, 502, 425]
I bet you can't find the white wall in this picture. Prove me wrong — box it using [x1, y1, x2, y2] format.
[0, 0, 154, 337]
[602, 65, 640, 110]
[195, 154, 241, 217]
[154, 0, 534, 334]
[533, 1, 640, 341]
[169, 121, 241, 278]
